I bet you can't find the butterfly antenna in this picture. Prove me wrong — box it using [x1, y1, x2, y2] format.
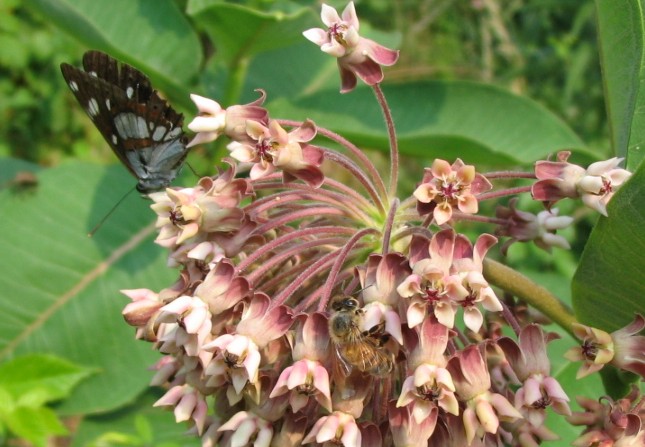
[186, 161, 200, 179]
[88, 187, 136, 237]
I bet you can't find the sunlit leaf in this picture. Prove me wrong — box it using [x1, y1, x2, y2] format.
[0, 159, 175, 415]
[595, 0, 645, 170]
[0, 354, 93, 403]
[572, 161, 645, 330]
[268, 81, 590, 166]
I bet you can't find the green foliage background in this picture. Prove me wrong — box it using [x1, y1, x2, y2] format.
[1, 0, 643, 445]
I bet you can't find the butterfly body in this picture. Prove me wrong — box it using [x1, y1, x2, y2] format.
[60, 51, 188, 194]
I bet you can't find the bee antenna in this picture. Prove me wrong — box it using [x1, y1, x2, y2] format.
[355, 284, 374, 294]
[186, 161, 200, 179]
[87, 186, 136, 237]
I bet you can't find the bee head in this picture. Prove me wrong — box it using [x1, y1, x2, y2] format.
[330, 295, 359, 312]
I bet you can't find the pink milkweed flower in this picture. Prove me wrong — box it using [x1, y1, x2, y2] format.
[496, 197, 574, 254]
[121, 288, 163, 330]
[203, 332, 261, 402]
[388, 401, 438, 447]
[270, 314, 333, 412]
[154, 384, 208, 435]
[150, 165, 250, 247]
[303, 411, 361, 446]
[565, 315, 645, 379]
[497, 325, 571, 427]
[302, 2, 399, 93]
[532, 151, 632, 216]
[447, 346, 522, 444]
[397, 230, 457, 329]
[218, 411, 273, 447]
[568, 386, 645, 446]
[187, 90, 268, 147]
[203, 294, 293, 402]
[446, 233, 502, 333]
[397, 318, 458, 425]
[156, 295, 213, 357]
[192, 259, 250, 315]
[227, 119, 324, 188]
[414, 158, 492, 225]
[359, 253, 411, 343]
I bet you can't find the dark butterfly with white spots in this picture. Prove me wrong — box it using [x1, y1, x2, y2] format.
[60, 50, 189, 194]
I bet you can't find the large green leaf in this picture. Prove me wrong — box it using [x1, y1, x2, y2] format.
[268, 81, 589, 166]
[27, 0, 202, 102]
[0, 159, 176, 415]
[0, 354, 92, 403]
[572, 160, 645, 330]
[595, 0, 645, 170]
[187, 0, 317, 65]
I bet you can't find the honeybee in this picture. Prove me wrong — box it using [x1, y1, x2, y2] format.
[328, 295, 395, 378]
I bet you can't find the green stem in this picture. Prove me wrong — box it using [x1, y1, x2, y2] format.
[224, 56, 249, 106]
[482, 259, 577, 336]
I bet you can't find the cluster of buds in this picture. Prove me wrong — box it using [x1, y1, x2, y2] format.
[119, 3, 642, 447]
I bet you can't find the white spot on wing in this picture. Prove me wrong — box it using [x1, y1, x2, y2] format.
[69, 81, 79, 92]
[115, 114, 129, 138]
[136, 115, 148, 137]
[152, 126, 167, 141]
[126, 86, 134, 98]
[89, 71, 98, 77]
[112, 134, 118, 145]
[114, 112, 150, 139]
[87, 98, 100, 117]
[105, 99, 111, 110]
[167, 126, 183, 140]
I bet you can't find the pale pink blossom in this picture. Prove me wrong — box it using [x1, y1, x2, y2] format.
[121, 288, 163, 333]
[227, 119, 324, 187]
[270, 314, 332, 412]
[446, 233, 502, 333]
[203, 332, 260, 405]
[156, 295, 213, 357]
[397, 231, 456, 328]
[498, 325, 570, 427]
[414, 158, 492, 225]
[187, 90, 268, 147]
[270, 358, 332, 412]
[448, 346, 522, 444]
[149, 166, 250, 246]
[532, 151, 631, 216]
[154, 384, 208, 435]
[303, 411, 361, 446]
[303, 2, 399, 93]
[496, 197, 573, 254]
[565, 315, 645, 379]
[397, 318, 458, 424]
[388, 401, 438, 447]
[218, 411, 273, 447]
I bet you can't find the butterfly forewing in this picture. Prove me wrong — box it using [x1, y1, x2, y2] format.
[60, 50, 189, 194]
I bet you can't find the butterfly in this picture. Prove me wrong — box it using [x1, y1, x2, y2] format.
[60, 50, 189, 194]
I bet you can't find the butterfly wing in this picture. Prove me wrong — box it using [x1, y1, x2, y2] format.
[60, 51, 188, 194]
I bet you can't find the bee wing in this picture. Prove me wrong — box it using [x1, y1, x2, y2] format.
[341, 339, 394, 378]
[334, 345, 353, 377]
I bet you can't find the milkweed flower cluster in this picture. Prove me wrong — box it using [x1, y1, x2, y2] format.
[119, 2, 642, 446]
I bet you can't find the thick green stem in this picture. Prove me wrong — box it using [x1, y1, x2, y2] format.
[483, 259, 577, 336]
